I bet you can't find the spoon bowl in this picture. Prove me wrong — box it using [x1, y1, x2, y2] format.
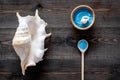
[77, 39, 88, 53]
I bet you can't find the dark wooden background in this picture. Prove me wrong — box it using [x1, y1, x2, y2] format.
[0, 0, 120, 80]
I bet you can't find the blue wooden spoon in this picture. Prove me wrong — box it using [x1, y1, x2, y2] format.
[77, 39, 88, 80]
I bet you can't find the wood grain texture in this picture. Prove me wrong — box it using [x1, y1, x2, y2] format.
[0, 0, 120, 80]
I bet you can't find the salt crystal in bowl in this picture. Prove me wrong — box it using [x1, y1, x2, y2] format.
[70, 5, 95, 30]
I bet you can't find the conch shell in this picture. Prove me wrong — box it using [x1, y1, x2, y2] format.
[12, 10, 51, 75]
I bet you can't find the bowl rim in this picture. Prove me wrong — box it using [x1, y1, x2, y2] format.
[70, 5, 95, 30]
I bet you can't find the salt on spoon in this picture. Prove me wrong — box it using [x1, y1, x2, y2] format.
[77, 39, 88, 80]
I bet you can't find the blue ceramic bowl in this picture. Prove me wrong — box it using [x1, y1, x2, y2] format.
[71, 5, 95, 30]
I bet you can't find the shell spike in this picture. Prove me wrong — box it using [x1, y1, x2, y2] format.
[16, 12, 21, 18]
[35, 9, 41, 19]
[22, 69, 25, 76]
[25, 60, 36, 70]
[45, 22, 48, 26]
[21, 62, 25, 75]
[46, 33, 52, 38]
[35, 9, 39, 16]
[44, 48, 48, 51]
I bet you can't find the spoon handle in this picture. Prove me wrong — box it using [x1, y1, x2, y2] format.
[81, 53, 84, 80]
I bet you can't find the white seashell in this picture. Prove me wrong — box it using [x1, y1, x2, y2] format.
[12, 10, 51, 75]
[80, 16, 89, 24]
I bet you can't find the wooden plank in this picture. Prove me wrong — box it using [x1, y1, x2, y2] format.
[0, 9, 119, 29]
[0, 59, 118, 80]
[0, 59, 119, 80]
